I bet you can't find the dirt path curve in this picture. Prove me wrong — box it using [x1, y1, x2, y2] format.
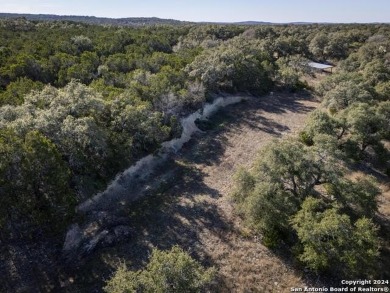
[66, 92, 322, 292]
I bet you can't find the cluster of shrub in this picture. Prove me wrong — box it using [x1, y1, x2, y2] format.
[233, 29, 389, 278]
[104, 246, 216, 293]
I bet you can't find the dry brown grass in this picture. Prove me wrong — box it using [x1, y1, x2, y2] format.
[172, 93, 320, 292]
[60, 91, 322, 292]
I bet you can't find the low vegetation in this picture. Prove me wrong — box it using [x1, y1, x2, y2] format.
[104, 246, 216, 293]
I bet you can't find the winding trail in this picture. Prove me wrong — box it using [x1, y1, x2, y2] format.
[64, 91, 324, 292]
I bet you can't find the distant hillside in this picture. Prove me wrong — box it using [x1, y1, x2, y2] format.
[0, 12, 310, 27]
[234, 21, 273, 25]
[0, 13, 191, 26]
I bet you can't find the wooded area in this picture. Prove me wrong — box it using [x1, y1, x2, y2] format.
[0, 17, 389, 292]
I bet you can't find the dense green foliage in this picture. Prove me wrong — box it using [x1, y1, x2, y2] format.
[0, 129, 75, 236]
[104, 246, 216, 293]
[0, 18, 389, 284]
[234, 138, 383, 276]
[291, 197, 379, 277]
[233, 23, 389, 277]
[302, 29, 390, 159]
[0, 20, 197, 237]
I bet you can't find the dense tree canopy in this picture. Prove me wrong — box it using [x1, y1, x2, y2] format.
[0, 18, 388, 285]
[291, 197, 379, 276]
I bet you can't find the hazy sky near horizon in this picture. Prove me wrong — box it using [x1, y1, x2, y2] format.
[0, 0, 388, 23]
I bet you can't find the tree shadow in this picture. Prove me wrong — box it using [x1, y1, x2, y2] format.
[182, 132, 231, 167]
[201, 91, 316, 140]
[252, 90, 317, 115]
[57, 160, 233, 292]
[241, 113, 290, 136]
[0, 236, 67, 293]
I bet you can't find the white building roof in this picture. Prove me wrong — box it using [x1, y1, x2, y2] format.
[308, 62, 334, 69]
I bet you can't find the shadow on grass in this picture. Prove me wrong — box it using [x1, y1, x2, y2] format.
[58, 159, 231, 292]
[34, 90, 322, 292]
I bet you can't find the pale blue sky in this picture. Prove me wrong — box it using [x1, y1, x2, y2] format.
[0, 0, 388, 23]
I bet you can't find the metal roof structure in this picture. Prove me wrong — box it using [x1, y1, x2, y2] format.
[307, 62, 334, 69]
